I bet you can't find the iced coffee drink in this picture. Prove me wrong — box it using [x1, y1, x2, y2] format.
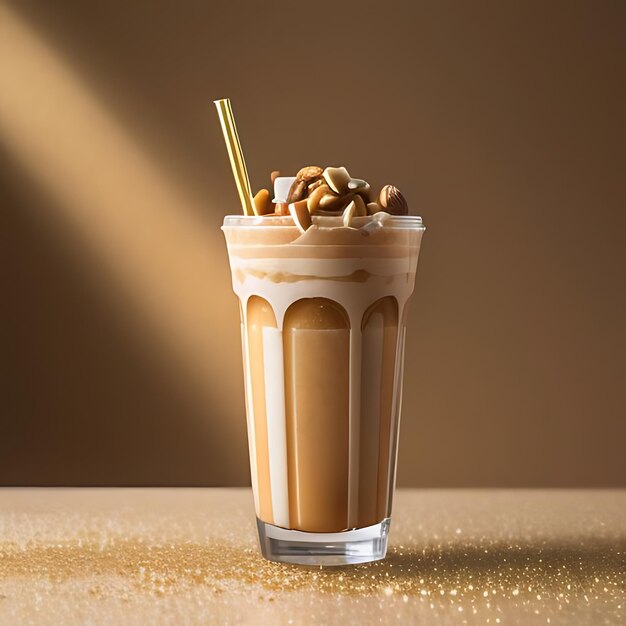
[222, 165, 424, 565]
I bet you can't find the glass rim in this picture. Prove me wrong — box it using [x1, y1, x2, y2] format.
[222, 214, 425, 230]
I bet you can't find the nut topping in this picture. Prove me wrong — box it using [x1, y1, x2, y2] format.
[253, 189, 273, 216]
[319, 191, 355, 213]
[288, 199, 312, 233]
[307, 178, 324, 193]
[287, 165, 324, 203]
[342, 200, 357, 227]
[378, 185, 408, 215]
[348, 178, 371, 201]
[323, 166, 351, 195]
[287, 178, 308, 203]
[341, 196, 366, 226]
[307, 183, 331, 213]
[260, 165, 409, 222]
[353, 193, 367, 217]
[296, 165, 324, 182]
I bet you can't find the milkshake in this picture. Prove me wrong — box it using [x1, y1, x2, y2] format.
[222, 164, 424, 565]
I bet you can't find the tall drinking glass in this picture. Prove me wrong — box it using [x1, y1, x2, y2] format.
[222, 213, 424, 565]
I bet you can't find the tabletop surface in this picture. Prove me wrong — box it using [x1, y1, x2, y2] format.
[0, 488, 624, 625]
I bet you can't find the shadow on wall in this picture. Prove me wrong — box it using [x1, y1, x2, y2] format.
[0, 2, 248, 485]
[1, 146, 248, 485]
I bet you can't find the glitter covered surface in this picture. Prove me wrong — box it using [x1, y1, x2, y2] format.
[0, 489, 624, 625]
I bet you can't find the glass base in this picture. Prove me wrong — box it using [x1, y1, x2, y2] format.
[256, 517, 390, 566]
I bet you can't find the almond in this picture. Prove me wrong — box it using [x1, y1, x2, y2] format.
[353, 193, 367, 216]
[367, 201, 382, 215]
[306, 183, 331, 213]
[289, 199, 312, 233]
[290, 178, 311, 202]
[307, 178, 324, 193]
[348, 178, 371, 201]
[342, 200, 357, 227]
[270, 170, 281, 184]
[378, 185, 408, 215]
[323, 166, 351, 194]
[253, 189, 273, 216]
[319, 191, 355, 212]
[288, 165, 324, 202]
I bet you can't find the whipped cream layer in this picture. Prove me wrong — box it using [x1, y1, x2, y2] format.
[224, 214, 423, 325]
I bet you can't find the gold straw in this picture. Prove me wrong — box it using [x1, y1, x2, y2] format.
[214, 98, 256, 216]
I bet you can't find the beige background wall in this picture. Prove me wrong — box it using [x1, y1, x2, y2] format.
[2, 0, 625, 487]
